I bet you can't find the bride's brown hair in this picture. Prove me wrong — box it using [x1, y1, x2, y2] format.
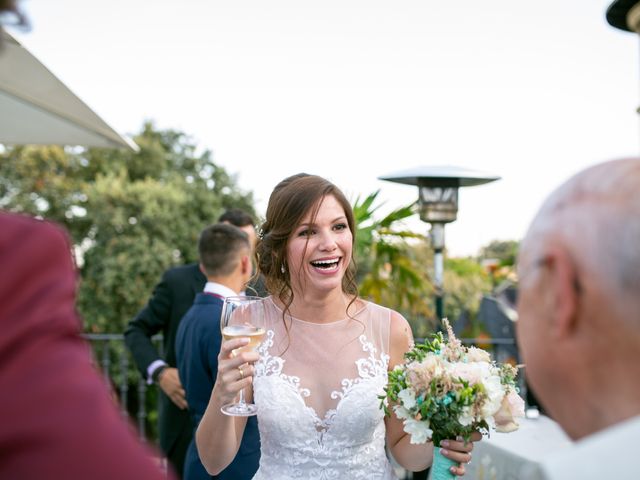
[255, 173, 359, 317]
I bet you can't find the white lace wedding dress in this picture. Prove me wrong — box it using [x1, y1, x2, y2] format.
[252, 297, 398, 480]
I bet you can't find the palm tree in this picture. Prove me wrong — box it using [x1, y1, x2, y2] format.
[352, 191, 436, 337]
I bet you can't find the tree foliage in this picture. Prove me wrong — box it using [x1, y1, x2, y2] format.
[478, 239, 519, 266]
[477, 239, 519, 289]
[0, 122, 255, 333]
[444, 256, 492, 330]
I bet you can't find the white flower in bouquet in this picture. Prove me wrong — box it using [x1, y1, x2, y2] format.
[447, 361, 489, 386]
[397, 388, 417, 410]
[481, 374, 507, 427]
[466, 346, 492, 363]
[403, 418, 433, 445]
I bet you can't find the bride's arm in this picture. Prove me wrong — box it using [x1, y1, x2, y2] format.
[384, 311, 477, 476]
[196, 337, 258, 475]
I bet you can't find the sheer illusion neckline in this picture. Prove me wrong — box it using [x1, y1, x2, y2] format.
[266, 296, 369, 326]
[252, 300, 396, 479]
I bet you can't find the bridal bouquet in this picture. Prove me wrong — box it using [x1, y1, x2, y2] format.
[381, 319, 524, 478]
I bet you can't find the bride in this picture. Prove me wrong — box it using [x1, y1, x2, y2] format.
[196, 174, 479, 479]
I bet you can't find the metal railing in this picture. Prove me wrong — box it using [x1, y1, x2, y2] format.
[84, 333, 162, 443]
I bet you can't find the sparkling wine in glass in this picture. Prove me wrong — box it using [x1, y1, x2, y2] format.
[220, 295, 265, 416]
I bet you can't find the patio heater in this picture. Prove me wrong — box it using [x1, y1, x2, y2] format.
[379, 166, 500, 320]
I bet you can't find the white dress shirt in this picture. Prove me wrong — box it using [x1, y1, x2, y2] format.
[203, 282, 238, 299]
[522, 415, 640, 479]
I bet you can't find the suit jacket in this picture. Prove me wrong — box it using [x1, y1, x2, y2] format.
[0, 212, 172, 480]
[125, 263, 205, 458]
[176, 293, 260, 480]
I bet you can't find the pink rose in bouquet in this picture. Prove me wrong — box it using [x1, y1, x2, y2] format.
[494, 390, 526, 433]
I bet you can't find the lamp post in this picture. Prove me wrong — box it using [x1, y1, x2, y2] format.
[606, 0, 640, 32]
[379, 166, 500, 321]
[606, 1, 640, 125]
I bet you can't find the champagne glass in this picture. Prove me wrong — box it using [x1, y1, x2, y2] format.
[220, 295, 265, 416]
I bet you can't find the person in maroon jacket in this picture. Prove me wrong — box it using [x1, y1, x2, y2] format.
[0, 212, 173, 480]
[0, 5, 171, 478]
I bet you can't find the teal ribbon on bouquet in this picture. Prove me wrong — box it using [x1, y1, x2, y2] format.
[431, 447, 457, 480]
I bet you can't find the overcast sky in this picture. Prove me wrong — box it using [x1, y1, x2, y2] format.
[11, 0, 639, 256]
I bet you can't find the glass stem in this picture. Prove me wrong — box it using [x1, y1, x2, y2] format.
[238, 385, 246, 406]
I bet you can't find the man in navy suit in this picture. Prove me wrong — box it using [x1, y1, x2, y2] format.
[175, 223, 260, 480]
[125, 209, 261, 478]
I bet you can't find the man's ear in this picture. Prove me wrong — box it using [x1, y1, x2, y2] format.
[240, 255, 251, 275]
[545, 247, 580, 339]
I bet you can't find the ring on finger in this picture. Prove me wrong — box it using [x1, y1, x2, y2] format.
[238, 366, 244, 379]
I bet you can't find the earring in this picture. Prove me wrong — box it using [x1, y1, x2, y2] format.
[281, 263, 286, 274]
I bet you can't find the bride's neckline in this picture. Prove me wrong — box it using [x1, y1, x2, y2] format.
[267, 296, 368, 326]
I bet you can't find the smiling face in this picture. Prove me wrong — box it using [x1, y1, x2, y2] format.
[286, 194, 353, 296]
[256, 174, 358, 301]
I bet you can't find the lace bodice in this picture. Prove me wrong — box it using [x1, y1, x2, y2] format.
[251, 298, 397, 480]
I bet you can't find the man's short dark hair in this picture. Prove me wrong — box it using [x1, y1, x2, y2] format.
[199, 223, 250, 277]
[218, 208, 254, 228]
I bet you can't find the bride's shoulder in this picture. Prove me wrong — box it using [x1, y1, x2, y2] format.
[388, 309, 413, 368]
[388, 309, 412, 343]
[357, 302, 409, 331]
[357, 300, 412, 362]
[360, 300, 409, 328]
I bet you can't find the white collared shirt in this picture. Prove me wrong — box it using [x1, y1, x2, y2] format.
[522, 415, 640, 479]
[203, 282, 239, 299]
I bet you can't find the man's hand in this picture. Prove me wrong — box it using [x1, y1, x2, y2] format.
[158, 367, 188, 410]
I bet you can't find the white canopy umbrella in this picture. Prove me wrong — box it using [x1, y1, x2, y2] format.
[0, 30, 136, 150]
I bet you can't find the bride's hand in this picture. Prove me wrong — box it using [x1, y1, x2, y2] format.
[212, 337, 260, 406]
[439, 431, 482, 477]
